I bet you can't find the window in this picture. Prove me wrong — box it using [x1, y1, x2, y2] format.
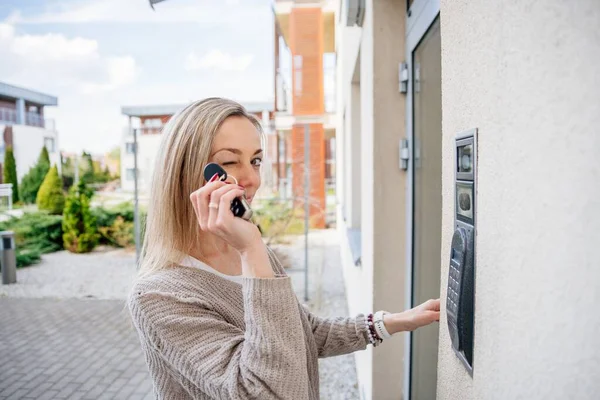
[44, 137, 55, 153]
[126, 143, 136, 154]
[341, 73, 362, 266]
[126, 168, 136, 181]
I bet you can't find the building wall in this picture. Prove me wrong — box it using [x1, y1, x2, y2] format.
[337, 1, 407, 399]
[437, 1, 600, 399]
[121, 131, 163, 193]
[290, 7, 324, 116]
[11, 125, 60, 182]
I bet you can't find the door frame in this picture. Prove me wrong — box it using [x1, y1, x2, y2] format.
[403, 1, 441, 399]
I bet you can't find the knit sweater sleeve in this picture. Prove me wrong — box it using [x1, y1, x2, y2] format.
[264, 246, 370, 358]
[301, 306, 369, 358]
[129, 276, 310, 400]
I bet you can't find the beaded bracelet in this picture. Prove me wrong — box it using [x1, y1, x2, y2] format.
[366, 313, 383, 347]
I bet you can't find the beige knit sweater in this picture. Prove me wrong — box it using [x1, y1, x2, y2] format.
[128, 248, 370, 400]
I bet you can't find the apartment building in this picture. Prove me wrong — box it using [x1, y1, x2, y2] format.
[273, 0, 338, 228]
[0, 82, 60, 183]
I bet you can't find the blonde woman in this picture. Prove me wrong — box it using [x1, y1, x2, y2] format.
[128, 98, 440, 400]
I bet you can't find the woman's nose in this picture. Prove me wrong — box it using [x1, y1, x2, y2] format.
[235, 163, 259, 189]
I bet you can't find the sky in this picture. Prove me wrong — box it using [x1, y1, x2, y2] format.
[0, 0, 275, 155]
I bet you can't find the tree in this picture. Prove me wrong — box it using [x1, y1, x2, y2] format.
[106, 147, 120, 180]
[81, 151, 95, 184]
[36, 165, 65, 215]
[3, 146, 18, 203]
[39, 146, 50, 166]
[20, 147, 51, 203]
[107, 147, 120, 173]
[62, 180, 99, 253]
[60, 153, 74, 191]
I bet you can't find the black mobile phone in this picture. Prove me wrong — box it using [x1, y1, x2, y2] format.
[202, 163, 253, 221]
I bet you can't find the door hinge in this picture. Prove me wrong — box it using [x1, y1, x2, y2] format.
[400, 138, 410, 170]
[399, 62, 408, 94]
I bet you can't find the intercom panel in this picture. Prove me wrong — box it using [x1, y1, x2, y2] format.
[446, 129, 477, 376]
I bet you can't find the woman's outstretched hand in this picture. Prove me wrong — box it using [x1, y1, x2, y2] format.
[383, 299, 441, 335]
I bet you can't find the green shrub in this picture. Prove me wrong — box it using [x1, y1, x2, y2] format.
[16, 248, 42, 267]
[253, 200, 305, 244]
[62, 181, 99, 253]
[0, 211, 63, 267]
[92, 202, 134, 227]
[3, 146, 18, 203]
[93, 202, 146, 248]
[99, 216, 134, 248]
[61, 175, 74, 192]
[20, 147, 50, 204]
[36, 165, 65, 215]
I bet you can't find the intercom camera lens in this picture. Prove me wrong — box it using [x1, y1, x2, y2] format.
[458, 144, 473, 173]
[460, 154, 471, 171]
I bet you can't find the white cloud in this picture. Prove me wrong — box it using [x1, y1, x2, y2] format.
[11, 32, 98, 61]
[0, 22, 138, 94]
[0, 0, 274, 155]
[80, 56, 138, 94]
[107, 56, 137, 86]
[185, 50, 254, 72]
[6, 0, 261, 25]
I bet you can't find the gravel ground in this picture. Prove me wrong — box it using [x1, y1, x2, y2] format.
[0, 230, 360, 399]
[0, 246, 137, 300]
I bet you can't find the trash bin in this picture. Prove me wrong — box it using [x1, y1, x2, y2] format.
[0, 231, 16, 285]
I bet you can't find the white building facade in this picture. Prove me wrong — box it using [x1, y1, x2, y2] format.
[335, 0, 599, 399]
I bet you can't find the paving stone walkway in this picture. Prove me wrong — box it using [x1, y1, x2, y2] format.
[0, 298, 152, 400]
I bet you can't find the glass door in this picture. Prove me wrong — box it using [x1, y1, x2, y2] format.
[409, 14, 442, 400]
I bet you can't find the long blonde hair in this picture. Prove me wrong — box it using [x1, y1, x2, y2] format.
[137, 97, 263, 277]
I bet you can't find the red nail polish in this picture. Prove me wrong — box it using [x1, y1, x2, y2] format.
[208, 173, 219, 182]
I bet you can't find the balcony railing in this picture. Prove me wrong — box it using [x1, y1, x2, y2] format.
[26, 112, 45, 128]
[0, 107, 54, 129]
[276, 68, 292, 113]
[0, 107, 17, 124]
[138, 126, 164, 135]
[275, 66, 336, 115]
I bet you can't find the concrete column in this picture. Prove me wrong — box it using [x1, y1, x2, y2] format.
[15, 98, 25, 125]
[360, 0, 407, 398]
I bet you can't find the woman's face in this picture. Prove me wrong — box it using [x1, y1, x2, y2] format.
[208, 116, 263, 204]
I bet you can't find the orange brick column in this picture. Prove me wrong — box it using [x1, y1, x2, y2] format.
[289, 7, 326, 228]
[291, 124, 326, 228]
